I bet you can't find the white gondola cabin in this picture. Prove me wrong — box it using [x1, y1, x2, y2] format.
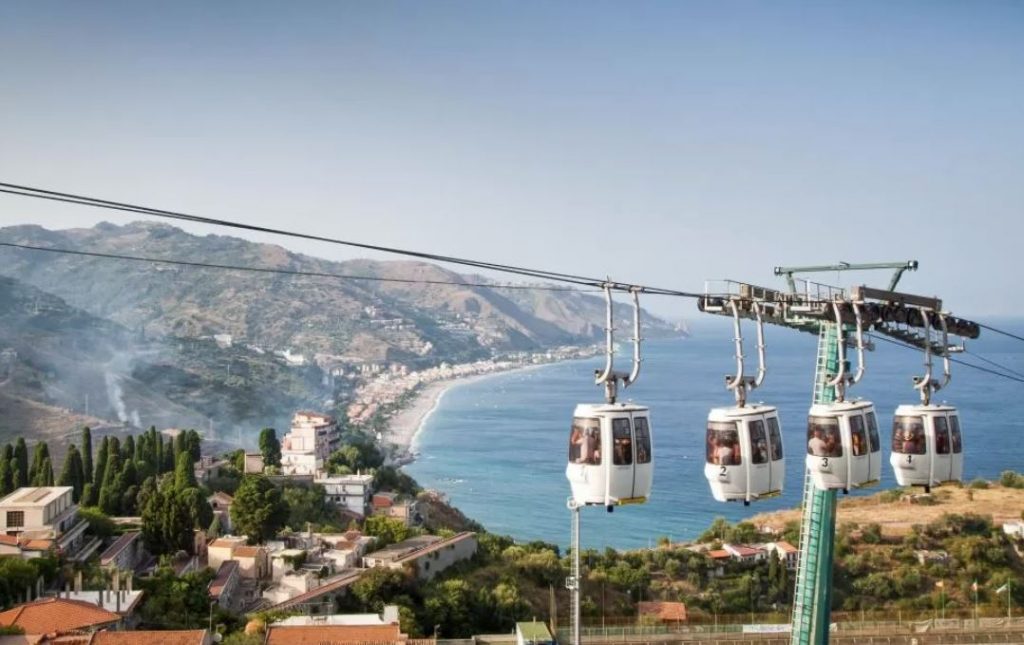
[890, 403, 963, 491]
[806, 400, 882, 492]
[566, 402, 653, 509]
[704, 405, 784, 505]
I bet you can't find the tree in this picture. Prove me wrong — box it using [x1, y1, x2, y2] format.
[0, 444, 13, 496]
[13, 438, 28, 488]
[281, 484, 332, 529]
[137, 566, 217, 629]
[32, 456, 54, 487]
[78, 506, 116, 539]
[185, 429, 201, 464]
[81, 427, 94, 485]
[93, 437, 109, 495]
[98, 438, 123, 516]
[258, 428, 281, 468]
[174, 451, 198, 491]
[349, 567, 412, 611]
[230, 476, 289, 544]
[29, 441, 50, 485]
[162, 437, 175, 473]
[123, 435, 136, 463]
[81, 483, 97, 507]
[363, 515, 411, 547]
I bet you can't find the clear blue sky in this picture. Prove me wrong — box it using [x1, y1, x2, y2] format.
[1, 1, 1021, 317]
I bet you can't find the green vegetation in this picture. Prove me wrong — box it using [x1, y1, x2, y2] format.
[230, 475, 289, 544]
[258, 428, 282, 468]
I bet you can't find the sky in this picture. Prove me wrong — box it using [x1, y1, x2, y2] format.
[1, 1, 1022, 318]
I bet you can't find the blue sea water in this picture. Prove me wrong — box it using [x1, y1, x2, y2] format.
[404, 318, 1024, 550]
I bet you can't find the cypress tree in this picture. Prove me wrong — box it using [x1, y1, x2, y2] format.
[81, 482, 96, 507]
[186, 429, 201, 464]
[58, 445, 83, 501]
[123, 435, 136, 463]
[14, 438, 29, 488]
[174, 432, 187, 459]
[82, 427, 94, 485]
[174, 451, 198, 491]
[93, 437, 109, 499]
[39, 458, 53, 487]
[29, 442, 50, 485]
[162, 438, 175, 473]
[0, 455, 12, 496]
[151, 427, 162, 472]
[98, 440, 122, 515]
[258, 428, 282, 468]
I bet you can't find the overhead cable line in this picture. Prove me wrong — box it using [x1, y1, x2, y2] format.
[0, 242, 593, 293]
[976, 321, 1024, 345]
[962, 349, 1024, 380]
[0, 182, 701, 298]
[867, 333, 1024, 385]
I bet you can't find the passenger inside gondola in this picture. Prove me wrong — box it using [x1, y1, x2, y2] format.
[950, 417, 963, 453]
[612, 419, 633, 465]
[706, 424, 741, 465]
[768, 418, 784, 461]
[570, 419, 602, 465]
[851, 416, 867, 457]
[807, 419, 843, 458]
[893, 417, 926, 454]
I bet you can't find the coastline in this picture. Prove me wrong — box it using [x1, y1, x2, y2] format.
[381, 360, 577, 466]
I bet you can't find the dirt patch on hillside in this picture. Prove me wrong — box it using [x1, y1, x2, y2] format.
[751, 485, 1024, 536]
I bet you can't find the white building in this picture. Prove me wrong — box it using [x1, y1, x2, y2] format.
[0, 487, 90, 558]
[315, 473, 374, 517]
[280, 412, 340, 476]
[1003, 521, 1024, 539]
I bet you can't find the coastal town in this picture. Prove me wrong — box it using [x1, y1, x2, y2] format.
[2, 405, 1023, 643]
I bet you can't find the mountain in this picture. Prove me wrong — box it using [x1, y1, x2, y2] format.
[0, 275, 332, 445]
[0, 222, 681, 366]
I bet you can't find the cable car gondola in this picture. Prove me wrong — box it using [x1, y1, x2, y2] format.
[890, 312, 963, 491]
[566, 286, 653, 510]
[703, 301, 785, 504]
[806, 301, 882, 492]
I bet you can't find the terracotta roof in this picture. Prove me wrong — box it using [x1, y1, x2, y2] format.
[638, 601, 687, 622]
[209, 561, 239, 598]
[706, 549, 731, 560]
[233, 546, 263, 558]
[774, 541, 799, 554]
[21, 540, 54, 551]
[208, 537, 246, 549]
[266, 624, 403, 645]
[0, 597, 121, 634]
[0, 535, 20, 546]
[88, 631, 209, 645]
[726, 544, 764, 557]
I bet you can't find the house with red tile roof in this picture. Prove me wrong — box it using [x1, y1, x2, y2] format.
[0, 597, 122, 635]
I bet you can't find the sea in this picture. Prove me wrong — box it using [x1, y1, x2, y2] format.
[404, 317, 1024, 550]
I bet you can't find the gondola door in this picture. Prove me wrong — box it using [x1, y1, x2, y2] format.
[609, 416, 635, 503]
[949, 414, 964, 481]
[631, 413, 653, 502]
[932, 414, 953, 484]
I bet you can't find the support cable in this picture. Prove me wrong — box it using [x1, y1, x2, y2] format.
[0, 241, 592, 293]
[0, 182, 701, 298]
[867, 334, 1024, 385]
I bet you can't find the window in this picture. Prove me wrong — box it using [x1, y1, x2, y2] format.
[634, 417, 652, 464]
[807, 417, 842, 457]
[850, 415, 868, 457]
[950, 416, 963, 454]
[892, 416, 926, 455]
[707, 421, 741, 466]
[934, 416, 950, 455]
[570, 418, 601, 465]
[612, 419, 633, 466]
[6, 511, 24, 528]
[866, 411, 881, 453]
[750, 420, 768, 464]
[767, 416, 784, 461]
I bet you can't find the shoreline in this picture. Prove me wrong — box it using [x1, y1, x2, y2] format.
[381, 360, 576, 466]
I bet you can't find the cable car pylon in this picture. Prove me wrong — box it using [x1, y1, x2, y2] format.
[698, 261, 980, 645]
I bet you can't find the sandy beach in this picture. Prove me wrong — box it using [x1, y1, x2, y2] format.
[381, 361, 560, 464]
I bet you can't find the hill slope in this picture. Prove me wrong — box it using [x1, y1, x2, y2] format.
[0, 222, 680, 365]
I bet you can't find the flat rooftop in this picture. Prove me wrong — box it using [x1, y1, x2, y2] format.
[0, 487, 72, 508]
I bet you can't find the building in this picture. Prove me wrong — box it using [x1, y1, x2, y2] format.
[723, 543, 766, 563]
[637, 601, 687, 624]
[99, 532, 146, 572]
[58, 590, 145, 627]
[280, 412, 340, 476]
[515, 622, 554, 645]
[207, 492, 234, 534]
[272, 606, 400, 628]
[915, 550, 950, 566]
[363, 532, 477, 581]
[207, 537, 269, 581]
[209, 561, 241, 612]
[0, 487, 90, 558]
[243, 453, 265, 475]
[195, 456, 229, 485]
[265, 622, 413, 645]
[0, 597, 123, 634]
[763, 541, 799, 570]
[315, 473, 373, 517]
[86, 631, 212, 645]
